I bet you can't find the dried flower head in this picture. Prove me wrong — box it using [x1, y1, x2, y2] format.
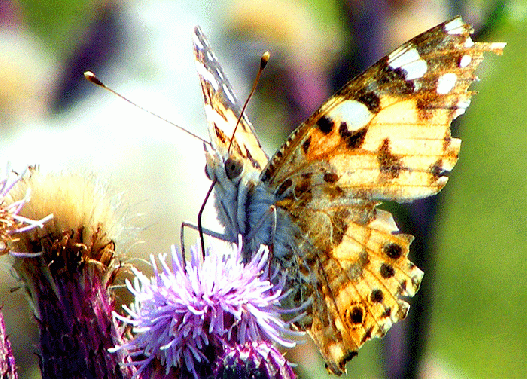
[4, 170, 133, 378]
[113, 241, 301, 379]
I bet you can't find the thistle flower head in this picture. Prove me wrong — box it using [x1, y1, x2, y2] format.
[213, 341, 296, 379]
[113, 240, 301, 379]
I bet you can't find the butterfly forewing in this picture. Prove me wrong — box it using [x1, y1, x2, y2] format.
[262, 17, 505, 202]
[193, 26, 268, 170]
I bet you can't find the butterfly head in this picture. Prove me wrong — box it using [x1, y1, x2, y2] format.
[203, 134, 258, 186]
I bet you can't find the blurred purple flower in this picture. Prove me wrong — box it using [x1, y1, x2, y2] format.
[112, 240, 302, 379]
[0, 309, 17, 379]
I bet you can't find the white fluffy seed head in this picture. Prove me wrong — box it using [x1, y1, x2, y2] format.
[6, 170, 124, 257]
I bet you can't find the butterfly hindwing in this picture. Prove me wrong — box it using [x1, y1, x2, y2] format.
[282, 191, 422, 373]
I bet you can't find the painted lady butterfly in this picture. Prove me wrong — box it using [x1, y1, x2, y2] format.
[193, 17, 504, 374]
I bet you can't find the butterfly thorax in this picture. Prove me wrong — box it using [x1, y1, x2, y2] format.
[204, 143, 300, 263]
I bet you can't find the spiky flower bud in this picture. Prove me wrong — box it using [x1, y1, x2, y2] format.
[5, 171, 133, 379]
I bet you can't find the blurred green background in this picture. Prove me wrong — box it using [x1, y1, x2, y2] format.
[0, 0, 525, 378]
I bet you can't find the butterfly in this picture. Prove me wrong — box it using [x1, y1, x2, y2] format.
[193, 17, 504, 374]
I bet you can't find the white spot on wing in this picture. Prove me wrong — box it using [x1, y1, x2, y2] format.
[454, 99, 471, 118]
[389, 47, 427, 80]
[403, 60, 428, 80]
[459, 55, 472, 68]
[437, 176, 448, 186]
[389, 46, 418, 68]
[195, 63, 219, 90]
[490, 42, 507, 49]
[445, 18, 465, 34]
[464, 37, 474, 48]
[193, 35, 205, 49]
[222, 84, 236, 103]
[437, 73, 457, 94]
[329, 100, 373, 130]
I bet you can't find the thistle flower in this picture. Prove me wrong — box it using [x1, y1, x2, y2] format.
[213, 341, 296, 379]
[5, 171, 133, 379]
[113, 240, 301, 379]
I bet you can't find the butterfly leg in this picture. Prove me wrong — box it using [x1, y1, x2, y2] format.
[197, 179, 217, 256]
[243, 204, 278, 277]
[268, 205, 277, 278]
[180, 221, 236, 258]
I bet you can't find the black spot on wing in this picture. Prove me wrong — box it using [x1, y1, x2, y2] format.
[302, 137, 311, 154]
[294, 179, 311, 199]
[377, 59, 415, 94]
[316, 116, 335, 134]
[398, 280, 408, 295]
[383, 243, 403, 260]
[244, 146, 261, 169]
[323, 173, 339, 183]
[371, 289, 384, 303]
[429, 159, 448, 182]
[380, 263, 395, 278]
[339, 124, 368, 150]
[275, 178, 293, 197]
[349, 306, 363, 324]
[378, 139, 403, 178]
[356, 89, 380, 113]
[340, 351, 358, 367]
[214, 124, 227, 144]
[361, 327, 373, 343]
[331, 208, 350, 246]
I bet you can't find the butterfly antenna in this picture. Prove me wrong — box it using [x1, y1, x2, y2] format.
[84, 71, 211, 146]
[227, 51, 270, 154]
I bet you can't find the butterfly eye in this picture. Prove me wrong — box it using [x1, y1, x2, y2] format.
[224, 157, 243, 179]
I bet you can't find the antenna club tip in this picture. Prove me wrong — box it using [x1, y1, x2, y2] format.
[84, 71, 103, 86]
[260, 51, 270, 69]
